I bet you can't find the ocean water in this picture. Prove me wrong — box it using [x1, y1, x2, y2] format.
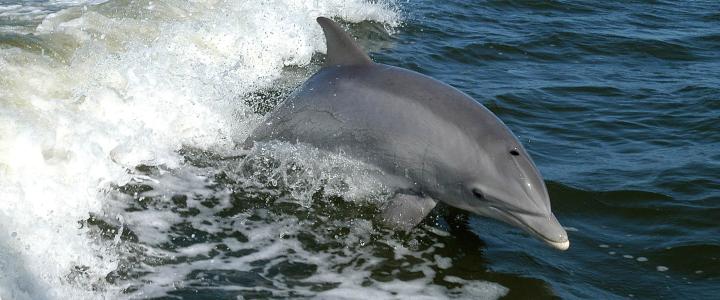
[0, 0, 718, 299]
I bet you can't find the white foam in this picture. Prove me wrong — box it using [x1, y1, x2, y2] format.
[0, 0, 399, 298]
[0, 0, 107, 34]
[434, 255, 453, 269]
[444, 276, 509, 299]
[99, 145, 509, 299]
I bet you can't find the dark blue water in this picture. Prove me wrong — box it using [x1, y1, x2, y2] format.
[376, 1, 719, 298]
[1, 0, 718, 299]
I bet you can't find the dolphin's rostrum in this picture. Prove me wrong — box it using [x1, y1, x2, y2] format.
[246, 17, 570, 251]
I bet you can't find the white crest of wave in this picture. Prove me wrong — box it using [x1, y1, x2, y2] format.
[0, 0, 399, 298]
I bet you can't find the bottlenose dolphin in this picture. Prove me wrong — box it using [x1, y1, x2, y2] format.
[246, 17, 569, 250]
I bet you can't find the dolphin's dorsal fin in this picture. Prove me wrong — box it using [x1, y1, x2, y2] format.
[317, 17, 372, 66]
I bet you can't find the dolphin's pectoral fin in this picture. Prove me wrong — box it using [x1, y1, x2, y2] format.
[316, 17, 373, 67]
[380, 194, 437, 231]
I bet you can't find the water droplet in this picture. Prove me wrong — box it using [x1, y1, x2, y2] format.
[657, 266, 669, 272]
[636, 257, 648, 262]
[599, 244, 609, 248]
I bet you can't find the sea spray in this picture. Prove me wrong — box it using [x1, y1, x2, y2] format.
[0, 0, 400, 298]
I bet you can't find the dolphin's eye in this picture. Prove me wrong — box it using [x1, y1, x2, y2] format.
[509, 149, 520, 156]
[472, 189, 485, 200]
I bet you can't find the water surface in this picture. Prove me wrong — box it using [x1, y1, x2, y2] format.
[0, 0, 718, 299]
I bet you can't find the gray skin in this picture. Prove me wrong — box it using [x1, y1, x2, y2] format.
[246, 17, 569, 250]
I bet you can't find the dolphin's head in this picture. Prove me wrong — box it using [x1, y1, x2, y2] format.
[450, 133, 570, 251]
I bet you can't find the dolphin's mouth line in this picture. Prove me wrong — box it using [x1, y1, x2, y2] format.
[487, 202, 545, 219]
[488, 206, 568, 246]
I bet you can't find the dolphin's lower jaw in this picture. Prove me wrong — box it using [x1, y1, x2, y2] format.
[545, 238, 570, 251]
[488, 206, 570, 251]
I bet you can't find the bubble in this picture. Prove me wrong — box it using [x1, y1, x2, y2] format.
[434, 255, 452, 270]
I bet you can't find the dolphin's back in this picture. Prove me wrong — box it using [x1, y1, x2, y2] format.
[248, 64, 517, 188]
[249, 16, 519, 177]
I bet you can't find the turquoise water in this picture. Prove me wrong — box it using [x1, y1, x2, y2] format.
[1, 0, 718, 299]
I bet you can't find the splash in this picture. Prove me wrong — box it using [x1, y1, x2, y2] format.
[94, 141, 507, 299]
[0, 0, 399, 298]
